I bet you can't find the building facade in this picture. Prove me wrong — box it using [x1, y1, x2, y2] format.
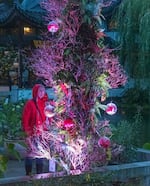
[0, 0, 46, 88]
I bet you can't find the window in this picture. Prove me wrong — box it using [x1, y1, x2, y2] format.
[24, 27, 35, 35]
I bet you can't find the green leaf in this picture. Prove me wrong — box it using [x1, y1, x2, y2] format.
[7, 143, 15, 150]
[143, 143, 150, 150]
[64, 49, 71, 56]
[0, 155, 8, 176]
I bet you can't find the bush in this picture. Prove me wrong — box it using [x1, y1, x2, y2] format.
[111, 110, 143, 163]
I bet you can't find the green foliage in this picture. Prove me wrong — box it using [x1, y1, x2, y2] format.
[6, 142, 21, 160]
[143, 143, 150, 150]
[0, 154, 8, 178]
[96, 73, 111, 96]
[0, 100, 26, 177]
[3, 172, 113, 186]
[122, 88, 149, 106]
[0, 100, 25, 140]
[111, 110, 143, 162]
[116, 0, 150, 79]
[81, 0, 104, 29]
[0, 140, 23, 177]
[0, 172, 142, 185]
[0, 48, 18, 78]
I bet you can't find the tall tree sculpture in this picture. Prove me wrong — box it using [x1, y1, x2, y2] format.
[28, 0, 127, 174]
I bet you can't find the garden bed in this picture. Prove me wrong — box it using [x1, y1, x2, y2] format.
[1, 161, 150, 186]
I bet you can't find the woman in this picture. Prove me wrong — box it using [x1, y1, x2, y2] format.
[22, 84, 49, 175]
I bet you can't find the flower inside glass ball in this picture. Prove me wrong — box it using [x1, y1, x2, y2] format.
[47, 21, 59, 33]
[44, 105, 55, 118]
[63, 118, 75, 130]
[105, 102, 117, 115]
[98, 136, 111, 149]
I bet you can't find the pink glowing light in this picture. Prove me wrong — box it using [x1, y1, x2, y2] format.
[47, 21, 59, 33]
[98, 136, 111, 149]
[105, 102, 117, 115]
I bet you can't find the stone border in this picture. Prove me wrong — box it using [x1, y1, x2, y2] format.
[1, 161, 150, 186]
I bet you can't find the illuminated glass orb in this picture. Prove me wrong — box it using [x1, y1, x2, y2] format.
[63, 118, 75, 130]
[47, 21, 59, 33]
[105, 102, 117, 115]
[44, 105, 55, 118]
[98, 136, 111, 149]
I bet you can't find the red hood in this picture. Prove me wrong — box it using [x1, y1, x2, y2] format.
[32, 84, 49, 103]
[32, 84, 48, 99]
[32, 84, 41, 99]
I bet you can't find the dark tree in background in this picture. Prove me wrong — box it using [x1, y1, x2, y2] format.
[116, 0, 150, 81]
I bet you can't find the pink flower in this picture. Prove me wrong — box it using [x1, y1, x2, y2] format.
[98, 136, 111, 149]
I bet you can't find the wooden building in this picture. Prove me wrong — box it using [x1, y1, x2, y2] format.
[0, 0, 47, 87]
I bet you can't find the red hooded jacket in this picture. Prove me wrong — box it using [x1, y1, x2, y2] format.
[22, 84, 48, 136]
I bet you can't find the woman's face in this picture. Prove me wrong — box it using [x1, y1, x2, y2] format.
[38, 86, 46, 99]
